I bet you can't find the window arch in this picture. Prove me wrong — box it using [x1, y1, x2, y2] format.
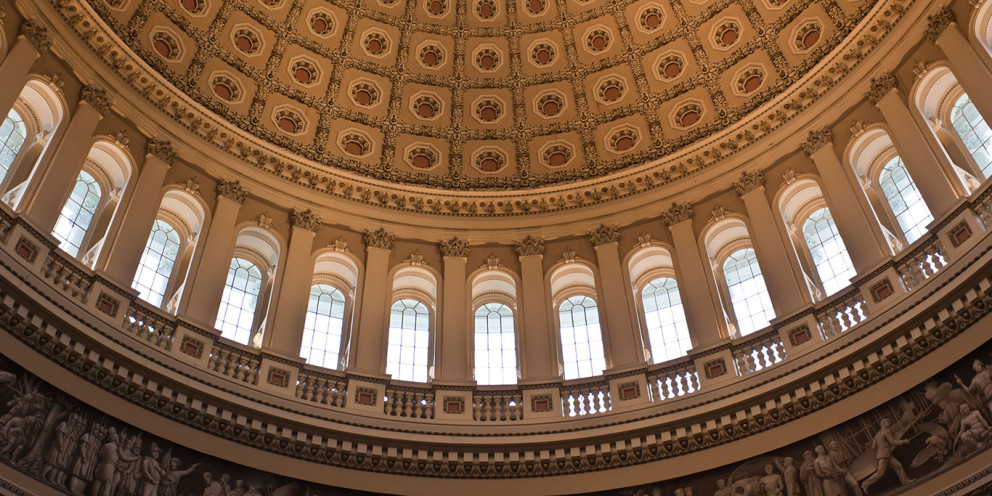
[557, 295, 606, 380]
[131, 219, 181, 307]
[301, 284, 347, 369]
[878, 157, 932, 243]
[386, 298, 431, 382]
[704, 218, 775, 337]
[216, 257, 263, 345]
[0, 109, 27, 184]
[626, 245, 690, 364]
[473, 303, 517, 385]
[52, 170, 101, 257]
[948, 94, 992, 178]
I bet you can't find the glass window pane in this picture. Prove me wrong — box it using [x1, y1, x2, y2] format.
[641, 277, 692, 363]
[802, 208, 857, 296]
[878, 157, 933, 244]
[0, 109, 26, 183]
[951, 94, 992, 178]
[52, 170, 102, 257]
[214, 257, 263, 345]
[299, 284, 347, 369]
[385, 299, 431, 382]
[558, 295, 606, 380]
[723, 248, 776, 336]
[131, 219, 182, 307]
[473, 303, 518, 385]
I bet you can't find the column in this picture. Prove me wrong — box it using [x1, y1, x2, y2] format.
[802, 129, 891, 272]
[350, 229, 394, 374]
[0, 22, 48, 118]
[264, 209, 319, 356]
[662, 203, 726, 348]
[181, 180, 246, 326]
[515, 236, 558, 379]
[733, 171, 809, 314]
[869, 74, 960, 217]
[436, 237, 471, 381]
[21, 86, 110, 230]
[927, 11, 992, 124]
[96, 139, 174, 286]
[589, 225, 643, 369]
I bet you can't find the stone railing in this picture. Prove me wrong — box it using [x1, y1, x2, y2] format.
[0, 184, 989, 426]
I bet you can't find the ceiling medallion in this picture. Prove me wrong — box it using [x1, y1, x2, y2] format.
[539, 141, 575, 167]
[272, 106, 306, 135]
[793, 20, 822, 53]
[672, 102, 704, 129]
[583, 27, 613, 54]
[475, 0, 498, 20]
[307, 10, 336, 38]
[636, 5, 665, 33]
[149, 28, 182, 61]
[416, 42, 445, 69]
[405, 144, 441, 170]
[712, 20, 743, 50]
[473, 46, 503, 72]
[528, 40, 557, 67]
[523, 0, 548, 16]
[606, 126, 639, 154]
[733, 65, 765, 95]
[534, 90, 567, 119]
[655, 52, 685, 81]
[180, 0, 207, 16]
[595, 76, 627, 106]
[472, 97, 506, 124]
[410, 92, 443, 121]
[472, 148, 507, 174]
[231, 25, 263, 56]
[424, 0, 449, 17]
[348, 80, 382, 108]
[209, 71, 243, 103]
[361, 30, 390, 58]
[288, 57, 321, 87]
[338, 130, 374, 158]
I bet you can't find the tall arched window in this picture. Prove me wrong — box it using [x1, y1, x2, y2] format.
[131, 219, 181, 307]
[558, 295, 606, 380]
[386, 298, 431, 382]
[950, 94, 992, 178]
[300, 284, 347, 369]
[802, 208, 856, 296]
[0, 109, 27, 183]
[474, 303, 517, 385]
[641, 277, 691, 363]
[216, 257, 263, 345]
[723, 248, 775, 336]
[52, 170, 102, 257]
[878, 157, 933, 244]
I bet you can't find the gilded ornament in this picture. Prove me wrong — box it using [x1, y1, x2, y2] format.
[363, 228, 395, 250]
[79, 86, 111, 116]
[801, 128, 833, 155]
[732, 171, 765, 196]
[514, 236, 544, 256]
[589, 224, 620, 246]
[146, 138, 176, 165]
[924, 8, 955, 42]
[661, 202, 694, 226]
[19, 20, 51, 51]
[289, 208, 320, 232]
[866, 73, 897, 104]
[216, 179, 247, 203]
[439, 237, 470, 258]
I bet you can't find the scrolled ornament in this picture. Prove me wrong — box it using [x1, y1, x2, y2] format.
[79, 86, 111, 116]
[801, 128, 833, 155]
[588, 224, 620, 246]
[216, 179, 247, 203]
[146, 138, 176, 165]
[514, 235, 544, 256]
[866, 73, 897, 104]
[19, 20, 51, 51]
[925, 8, 955, 42]
[289, 208, 320, 232]
[363, 228, 395, 250]
[661, 202, 694, 226]
[439, 237, 470, 258]
[732, 170, 765, 196]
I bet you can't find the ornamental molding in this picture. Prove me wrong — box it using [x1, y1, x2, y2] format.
[514, 236, 544, 256]
[866, 73, 898, 104]
[216, 179, 247, 204]
[289, 208, 320, 232]
[32, 0, 920, 218]
[732, 170, 765, 196]
[363, 228, 395, 250]
[19, 20, 51, 51]
[801, 128, 833, 155]
[924, 7, 955, 42]
[79, 86, 111, 116]
[180, 177, 200, 195]
[589, 224, 620, 246]
[482, 253, 502, 269]
[439, 237, 470, 258]
[146, 138, 176, 165]
[661, 202, 694, 226]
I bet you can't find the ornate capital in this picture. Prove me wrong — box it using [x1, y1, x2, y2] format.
[801, 128, 833, 155]
[661, 202, 694, 226]
[867, 73, 897, 104]
[589, 224, 620, 246]
[732, 170, 765, 196]
[925, 8, 956, 42]
[514, 235, 544, 256]
[289, 208, 320, 232]
[363, 228, 395, 250]
[439, 236, 469, 258]
[216, 179, 247, 204]
[146, 138, 176, 165]
[19, 20, 51, 51]
[79, 86, 111, 116]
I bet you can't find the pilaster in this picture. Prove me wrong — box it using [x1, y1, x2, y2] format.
[264, 209, 319, 357]
[589, 225, 643, 369]
[437, 236, 470, 381]
[350, 228, 395, 374]
[927, 11, 992, 126]
[515, 236, 558, 379]
[0, 21, 48, 120]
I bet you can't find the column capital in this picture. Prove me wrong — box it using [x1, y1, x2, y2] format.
[925, 8, 955, 42]
[289, 208, 320, 232]
[588, 224, 620, 246]
[146, 138, 176, 165]
[19, 20, 51, 51]
[79, 86, 111, 116]
[801, 128, 833, 155]
[216, 179, 247, 203]
[866, 73, 897, 104]
[661, 202, 694, 226]
[439, 236, 470, 258]
[732, 170, 765, 196]
[363, 228, 395, 250]
[514, 235, 544, 256]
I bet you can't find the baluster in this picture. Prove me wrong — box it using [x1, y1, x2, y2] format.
[207, 348, 219, 370]
[221, 351, 235, 376]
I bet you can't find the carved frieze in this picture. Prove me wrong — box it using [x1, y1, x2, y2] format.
[801, 128, 833, 156]
[289, 208, 320, 232]
[866, 73, 897, 104]
[216, 180, 247, 203]
[589, 224, 620, 246]
[514, 236, 544, 256]
[363, 228, 395, 250]
[439, 237, 469, 258]
[732, 171, 765, 196]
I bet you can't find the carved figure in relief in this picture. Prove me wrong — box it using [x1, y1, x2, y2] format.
[201, 472, 226, 496]
[158, 456, 201, 496]
[859, 419, 914, 494]
[43, 412, 86, 487]
[799, 451, 824, 496]
[0, 413, 42, 461]
[112, 433, 143, 496]
[713, 478, 732, 496]
[759, 464, 784, 496]
[227, 479, 247, 496]
[826, 441, 862, 495]
[963, 359, 992, 413]
[69, 422, 105, 495]
[773, 457, 798, 496]
[91, 428, 121, 496]
[956, 404, 991, 453]
[812, 445, 846, 496]
[138, 443, 167, 496]
[243, 486, 263, 496]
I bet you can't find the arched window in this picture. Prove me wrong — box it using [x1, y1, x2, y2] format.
[216, 257, 263, 345]
[723, 248, 775, 336]
[558, 295, 606, 380]
[131, 219, 181, 307]
[878, 157, 933, 243]
[802, 208, 856, 296]
[474, 303, 517, 385]
[52, 170, 101, 257]
[949, 94, 992, 178]
[386, 298, 431, 382]
[301, 284, 347, 369]
[0, 109, 27, 183]
[641, 277, 691, 363]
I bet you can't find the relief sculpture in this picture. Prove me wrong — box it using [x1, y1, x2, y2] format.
[1, 341, 992, 496]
